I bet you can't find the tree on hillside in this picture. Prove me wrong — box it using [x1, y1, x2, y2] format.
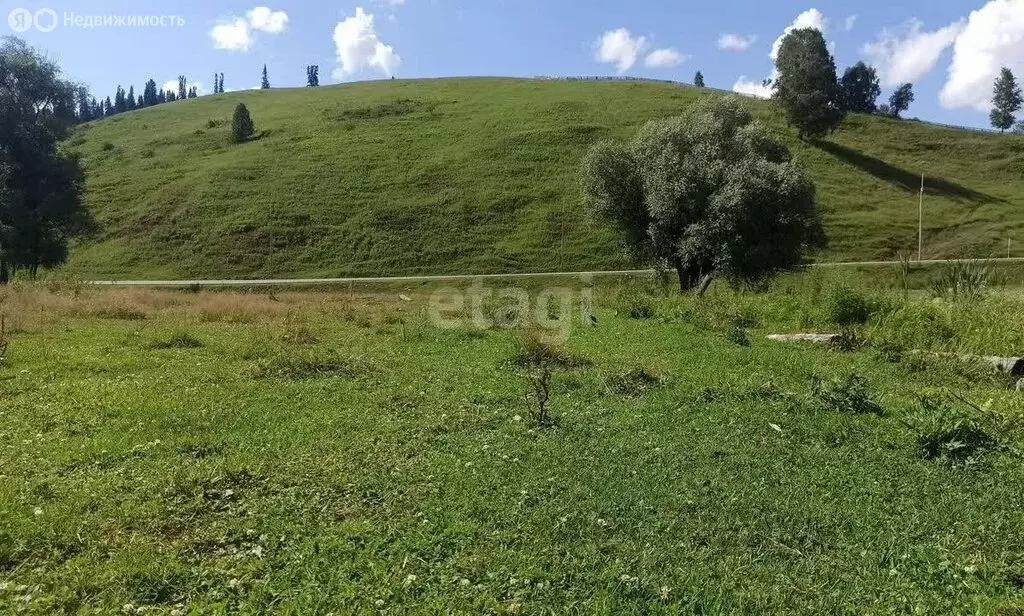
[773, 28, 844, 139]
[76, 87, 92, 122]
[990, 67, 1022, 133]
[261, 64, 270, 89]
[580, 97, 825, 293]
[839, 61, 881, 113]
[188, 86, 197, 99]
[694, 71, 705, 88]
[0, 37, 93, 283]
[143, 79, 158, 106]
[307, 65, 319, 87]
[166, 90, 176, 102]
[113, 85, 127, 114]
[232, 103, 255, 143]
[888, 83, 914, 118]
[177, 76, 187, 101]
[127, 85, 136, 111]
[219, 73, 225, 93]
[103, 96, 113, 116]
[156, 89, 166, 104]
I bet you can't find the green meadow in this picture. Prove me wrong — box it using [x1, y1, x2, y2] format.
[1, 269, 1023, 613]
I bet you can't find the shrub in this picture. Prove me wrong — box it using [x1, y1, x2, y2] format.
[616, 287, 655, 320]
[725, 324, 751, 347]
[231, 104, 255, 144]
[149, 332, 204, 350]
[512, 329, 589, 370]
[810, 374, 883, 415]
[251, 351, 363, 380]
[928, 260, 998, 302]
[826, 286, 872, 326]
[909, 395, 1000, 465]
[100, 142, 115, 151]
[609, 368, 665, 397]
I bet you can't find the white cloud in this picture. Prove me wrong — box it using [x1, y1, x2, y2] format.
[718, 33, 757, 51]
[210, 6, 288, 52]
[731, 8, 827, 98]
[332, 7, 402, 78]
[210, 18, 252, 51]
[644, 48, 688, 68]
[595, 28, 647, 74]
[732, 76, 773, 98]
[862, 19, 965, 86]
[940, 0, 1024, 111]
[246, 7, 288, 33]
[844, 15, 858, 32]
[770, 8, 828, 61]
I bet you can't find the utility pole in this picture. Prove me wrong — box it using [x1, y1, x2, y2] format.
[918, 172, 924, 261]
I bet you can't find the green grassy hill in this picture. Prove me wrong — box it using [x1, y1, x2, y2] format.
[65, 77, 1024, 279]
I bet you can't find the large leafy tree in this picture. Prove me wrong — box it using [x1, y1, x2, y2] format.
[991, 67, 1022, 133]
[581, 97, 825, 293]
[0, 37, 93, 283]
[773, 28, 844, 139]
[774, 28, 839, 138]
[889, 83, 914, 118]
[839, 61, 881, 113]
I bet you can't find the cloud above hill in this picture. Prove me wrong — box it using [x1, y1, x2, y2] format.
[333, 7, 402, 79]
[940, 0, 1024, 111]
[210, 6, 289, 52]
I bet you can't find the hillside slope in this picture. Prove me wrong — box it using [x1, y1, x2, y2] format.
[65, 78, 1024, 279]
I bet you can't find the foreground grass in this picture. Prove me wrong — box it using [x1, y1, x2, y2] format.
[1, 276, 1023, 613]
[65, 78, 1024, 279]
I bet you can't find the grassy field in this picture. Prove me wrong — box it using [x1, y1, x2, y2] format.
[63, 78, 1024, 280]
[1, 271, 1023, 613]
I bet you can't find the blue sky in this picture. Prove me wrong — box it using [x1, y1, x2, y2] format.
[4, 0, 1023, 128]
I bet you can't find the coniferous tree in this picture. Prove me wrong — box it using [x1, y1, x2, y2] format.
[177, 76, 187, 100]
[103, 96, 113, 117]
[137, 94, 144, 108]
[143, 79, 158, 106]
[76, 87, 92, 122]
[990, 67, 1022, 133]
[167, 90, 177, 102]
[156, 89, 166, 104]
[213, 72, 219, 94]
[694, 71, 705, 88]
[113, 86, 126, 114]
[306, 65, 320, 87]
[90, 97, 101, 119]
[219, 73, 225, 93]
[188, 86, 197, 98]
[261, 64, 270, 89]
[126, 85, 136, 110]
[231, 103, 255, 143]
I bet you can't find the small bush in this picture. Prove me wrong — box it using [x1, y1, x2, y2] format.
[232, 103, 255, 143]
[810, 374, 883, 415]
[928, 260, 999, 302]
[251, 351, 363, 380]
[149, 332, 204, 350]
[100, 142, 115, 151]
[826, 286, 873, 326]
[829, 330, 867, 353]
[873, 340, 905, 363]
[909, 395, 1000, 465]
[617, 287, 656, 319]
[725, 325, 751, 347]
[609, 368, 665, 397]
[206, 119, 225, 129]
[512, 330, 589, 370]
